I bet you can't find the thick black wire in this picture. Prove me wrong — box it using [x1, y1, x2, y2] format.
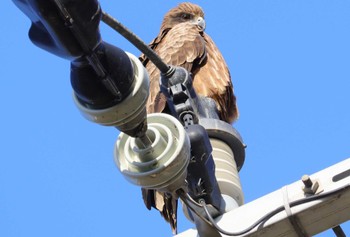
[199, 185, 350, 236]
[332, 225, 346, 237]
[101, 11, 170, 74]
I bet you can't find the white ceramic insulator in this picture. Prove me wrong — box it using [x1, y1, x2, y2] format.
[182, 138, 244, 223]
[73, 52, 149, 129]
[211, 138, 244, 207]
[114, 113, 190, 193]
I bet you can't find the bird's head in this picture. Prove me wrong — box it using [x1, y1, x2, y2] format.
[160, 2, 206, 32]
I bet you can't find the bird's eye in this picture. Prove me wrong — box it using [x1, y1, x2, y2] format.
[181, 13, 192, 20]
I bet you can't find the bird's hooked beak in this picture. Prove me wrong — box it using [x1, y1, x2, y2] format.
[195, 16, 206, 31]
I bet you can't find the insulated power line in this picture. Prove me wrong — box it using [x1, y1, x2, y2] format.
[101, 11, 170, 74]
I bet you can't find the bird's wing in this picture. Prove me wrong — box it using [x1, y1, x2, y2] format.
[193, 33, 238, 123]
[143, 23, 206, 113]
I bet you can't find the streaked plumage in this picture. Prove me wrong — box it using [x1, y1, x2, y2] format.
[139, 2, 238, 233]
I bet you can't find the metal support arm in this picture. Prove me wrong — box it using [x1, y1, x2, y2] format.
[176, 158, 350, 237]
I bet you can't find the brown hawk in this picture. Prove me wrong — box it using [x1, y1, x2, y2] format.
[139, 2, 238, 233]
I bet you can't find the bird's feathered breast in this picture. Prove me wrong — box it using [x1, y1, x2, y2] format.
[141, 22, 207, 114]
[140, 22, 237, 122]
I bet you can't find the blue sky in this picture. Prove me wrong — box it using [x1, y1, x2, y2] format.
[1, 1, 350, 236]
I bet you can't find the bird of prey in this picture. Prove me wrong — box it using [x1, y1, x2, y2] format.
[139, 2, 238, 233]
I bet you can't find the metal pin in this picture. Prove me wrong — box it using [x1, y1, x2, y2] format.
[301, 175, 322, 195]
[136, 134, 153, 149]
[302, 175, 313, 188]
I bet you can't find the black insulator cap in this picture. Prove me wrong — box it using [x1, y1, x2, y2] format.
[71, 42, 135, 109]
[14, 0, 102, 60]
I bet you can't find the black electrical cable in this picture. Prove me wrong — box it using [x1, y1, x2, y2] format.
[180, 190, 202, 208]
[176, 189, 213, 226]
[332, 225, 346, 237]
[101, 11, 170, 74]
[198, 185, 350, 236]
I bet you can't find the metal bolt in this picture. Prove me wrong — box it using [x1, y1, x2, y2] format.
[301, 174, 322, 195]
[302, 175, 313, 188]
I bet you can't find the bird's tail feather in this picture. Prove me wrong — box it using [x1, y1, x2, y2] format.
[141, 188, 178, 234]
